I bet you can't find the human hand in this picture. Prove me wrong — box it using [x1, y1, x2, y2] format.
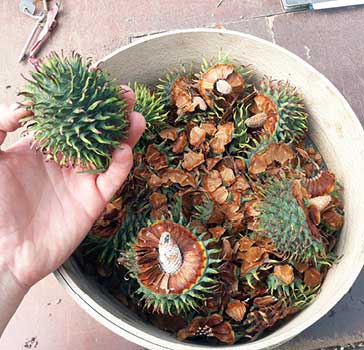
[0, 87, 145, 292]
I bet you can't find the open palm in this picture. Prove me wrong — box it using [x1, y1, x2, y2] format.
[0, 89, 145, 289]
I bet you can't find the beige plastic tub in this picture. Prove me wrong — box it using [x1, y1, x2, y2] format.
[54, 29, 364, 350]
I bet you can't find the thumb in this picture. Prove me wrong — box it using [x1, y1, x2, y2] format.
[96, 143, 133, 202]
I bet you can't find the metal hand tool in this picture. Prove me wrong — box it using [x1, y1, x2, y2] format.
[18, 11, 46, 62]
[19, 0, 36, 16]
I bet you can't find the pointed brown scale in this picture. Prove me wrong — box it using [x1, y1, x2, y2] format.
[221, 202, 240, 220]
[235, 158, 246, 171]
[150, 192, 168, 209]
[159, 128, 177, 141]
[208, 226, 226, 240]
[210, 122, 234, 154]
[200, 122, 217, 136]
[218, 122, 234, 143]
[211, 186, 229, 204]
[231, 175, 250, 192]
[229, 211, 244, 223]
[210, 134, 226, 154]
[255, 236, 276, 252]
[274, 265, 295, 285]
[190, 220, 207, 234]
[296, 262, 309, 273]
[182, 150, 205, 171]
[242, 246, 265, 263]
[303, 170, 336, 197]
[208, 206, 225, 224]
[226, 300, 247, 322]
[146, 145, 168, 171]
[304, 268, 322, 287]
[245, 199, 260, 218]
[220, 166, 236, 186]
[134, 232, 159, 248]
[238, 237, 254, 252]
[167, 168, 196, 187]
[189, 126, 207, 147]
[172, 131, 187, 153]
[148, 174, 168, 188]
[207, 157, 222, 170]
[151, 205, 169, 220]
[222, 239, 234, 261]
[204, 170, 222, 192]
[231, 191, 242, 205]
[240, 253, 268, 276]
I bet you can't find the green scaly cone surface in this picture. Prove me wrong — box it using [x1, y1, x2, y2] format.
[256, 176, 326, 263]
[132, 82, 169, 148]
[20, 52, 129, 172]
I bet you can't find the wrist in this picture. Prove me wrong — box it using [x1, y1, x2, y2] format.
[0, 264, 28, 336]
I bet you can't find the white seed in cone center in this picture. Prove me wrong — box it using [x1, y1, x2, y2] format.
[158, 232, 183, 274]
[215, 79, 232, 95]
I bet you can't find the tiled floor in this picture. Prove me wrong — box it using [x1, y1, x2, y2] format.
[0, 275, 140, 350]
[1, 1, 364, 349]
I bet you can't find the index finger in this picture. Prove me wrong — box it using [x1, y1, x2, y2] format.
[0, 104, 32, 132]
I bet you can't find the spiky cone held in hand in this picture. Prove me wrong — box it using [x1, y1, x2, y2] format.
[20, 52, 129, 172]
[80, 54, 344, 345]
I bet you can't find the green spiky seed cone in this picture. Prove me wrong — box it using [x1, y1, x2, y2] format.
[257, 176, 325, 263]
[257, 79, 308, 144]
[20, 52, 129, 172]
[125, 220, 220, 315]
[132, 82, 168, 147]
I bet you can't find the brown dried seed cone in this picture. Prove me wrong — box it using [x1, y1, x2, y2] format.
[134, 221, 207, 294]
[198, 64, 244, 109]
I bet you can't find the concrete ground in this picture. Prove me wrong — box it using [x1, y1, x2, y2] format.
[1, 0, 364, 349]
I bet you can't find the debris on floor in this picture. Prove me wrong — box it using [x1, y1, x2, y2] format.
[24, 337, 38, 349]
